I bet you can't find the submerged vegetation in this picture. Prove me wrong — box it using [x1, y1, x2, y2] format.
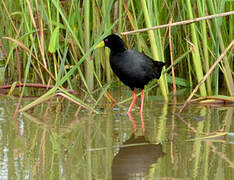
[0, 0, 233, 112]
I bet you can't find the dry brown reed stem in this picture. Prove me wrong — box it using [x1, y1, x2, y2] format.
[36, 10, 47, 69]
[168, 18, 177, 104]
[179, 40, 234, 114]
[121, 11, 234, 35]
[0, 83, 54, 90]
[26, 0, 47, 69]
[26, 0, 37, 29]
[56, 92, 90, 111]
[0, 83, 78, 95]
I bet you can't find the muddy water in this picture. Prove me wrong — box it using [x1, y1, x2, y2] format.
[0, 91, 233, 179]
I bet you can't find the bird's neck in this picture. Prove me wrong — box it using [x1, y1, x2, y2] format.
[110, 47, 126, 55]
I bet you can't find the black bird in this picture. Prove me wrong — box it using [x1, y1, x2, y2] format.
[96, 34, 165, 113]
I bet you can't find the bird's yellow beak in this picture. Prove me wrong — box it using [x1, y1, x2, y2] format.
[95, 41, 105, 48]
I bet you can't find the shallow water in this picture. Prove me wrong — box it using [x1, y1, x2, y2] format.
[0, 90, 233, 180]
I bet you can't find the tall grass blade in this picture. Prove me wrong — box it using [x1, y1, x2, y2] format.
[141, 0, 168, 100]
[84, 0, 94, 91]
[186, 0, 207, 96]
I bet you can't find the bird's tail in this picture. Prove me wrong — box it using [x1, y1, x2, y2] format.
[153, 61, 165, 79]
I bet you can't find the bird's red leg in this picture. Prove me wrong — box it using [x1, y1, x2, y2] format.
[140, 89, 144, 113]
[128, 90, 137, 113]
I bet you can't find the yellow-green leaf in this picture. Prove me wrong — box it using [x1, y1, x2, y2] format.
[48, 27, 59, 53]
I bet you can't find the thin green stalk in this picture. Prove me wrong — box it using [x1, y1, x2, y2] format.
[84, 0, 94, 91]
[141, 0, 168, 100]
[130, 0, 142, 52]
[118, 0, 123, 33]
[229, 3, 233, 43]
[186, 0, 207, 96]
[102, 0, 112, 83]
[92, 1, 101, 80]
[197, 0, 212, 95]
[214, 36, 220, 95]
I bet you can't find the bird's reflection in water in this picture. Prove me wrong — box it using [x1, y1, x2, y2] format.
[127, 112, 145, 135]
[112, 113, 165, 180]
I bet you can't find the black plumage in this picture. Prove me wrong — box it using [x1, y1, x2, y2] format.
[97, 34, 165, 113]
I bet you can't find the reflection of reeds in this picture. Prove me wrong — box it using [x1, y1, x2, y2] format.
[0, 1, 233, 112]
[0, 96, 233, 178]
[176, 108, 234, 180]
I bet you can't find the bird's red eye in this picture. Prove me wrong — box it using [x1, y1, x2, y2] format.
[105, 38, 108, 43]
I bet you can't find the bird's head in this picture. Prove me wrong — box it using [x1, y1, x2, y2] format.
[96, 34, 126, 52]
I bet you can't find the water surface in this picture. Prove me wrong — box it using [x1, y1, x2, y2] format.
[0, 91, 233, 179]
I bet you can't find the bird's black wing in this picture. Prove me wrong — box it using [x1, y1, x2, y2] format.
[140, 52, 165, 79]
